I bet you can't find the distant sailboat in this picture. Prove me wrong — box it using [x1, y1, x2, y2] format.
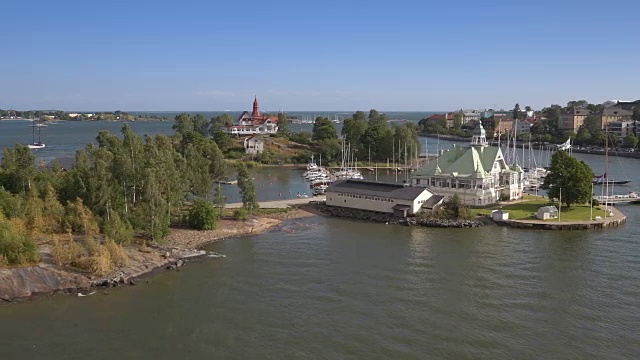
[27, 123, 47, 149]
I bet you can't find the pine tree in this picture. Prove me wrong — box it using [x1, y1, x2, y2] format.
[236, 163, 258, 212]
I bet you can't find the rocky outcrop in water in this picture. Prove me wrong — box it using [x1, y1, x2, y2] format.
[403, 218, 481, 228]
[0, 266, 91, 302]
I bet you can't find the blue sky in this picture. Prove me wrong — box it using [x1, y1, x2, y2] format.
[2, 0, 639, 111]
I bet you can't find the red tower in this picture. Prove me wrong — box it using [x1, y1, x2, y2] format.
[252, 96, 260, 117]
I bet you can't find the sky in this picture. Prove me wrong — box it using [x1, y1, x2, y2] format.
[1, 0, 639, 112]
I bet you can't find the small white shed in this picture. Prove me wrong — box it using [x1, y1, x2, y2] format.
[536, 206, 558, 220]
[244, 136, 264, 154]
[492, 209, 509, 221]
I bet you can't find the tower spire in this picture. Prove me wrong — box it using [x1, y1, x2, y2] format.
[252, 96, 260, 117]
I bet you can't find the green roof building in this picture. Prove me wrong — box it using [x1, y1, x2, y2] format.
[410, 122, 524, 206]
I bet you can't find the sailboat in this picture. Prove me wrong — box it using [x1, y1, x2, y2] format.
[593, 128, 630, 186]
[27, 123, 47, 149]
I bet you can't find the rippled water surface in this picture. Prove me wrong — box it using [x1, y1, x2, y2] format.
[2, 211, 640, 359]
[1, 121, 640, 359]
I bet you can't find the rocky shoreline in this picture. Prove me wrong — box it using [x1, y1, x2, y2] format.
[0, 208, 316, 304]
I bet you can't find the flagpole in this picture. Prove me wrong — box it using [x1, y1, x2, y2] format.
[590, 182, 593, 221]
[558, 187, 562, 222]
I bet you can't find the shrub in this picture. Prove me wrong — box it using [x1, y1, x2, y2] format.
[51, 234, 83, 267]
[233, 208, 249, 221]
[188, 199, 217, 230]
[0, 217, 40, 266]
[105, 239, 129, 267]
[103, 213, 134, 245]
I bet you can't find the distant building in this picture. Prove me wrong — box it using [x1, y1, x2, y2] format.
[325, 179, 443, 217]
[223, 97, 279, 135]
[536, 206, 558, 220]
[605, 120, 636, 138]
[615, 100, 640, 111]
[598, 107, 633, 129]
[423, 113, 455, 128]
[514, 119, 535, 135]
[559, 108, 591, 132]
[411, 122, 524, 206]
[244, 135, 265, 154]
[462, 110, 481, 124]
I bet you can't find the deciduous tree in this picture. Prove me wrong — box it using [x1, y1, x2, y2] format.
[541, 150, 593, 208]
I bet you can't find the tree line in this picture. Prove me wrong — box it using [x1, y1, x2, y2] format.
[0, 123, 233, 270]
[294, 109, 421, 164]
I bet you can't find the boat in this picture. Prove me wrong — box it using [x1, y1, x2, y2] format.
[27, 123, 47, 149]
[592, 173, 630, 185]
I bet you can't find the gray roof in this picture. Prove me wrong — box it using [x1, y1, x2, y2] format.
[326, 179, 431, 200]
[422, 195, 445, 209]
[601, 107, 633, 117]
[538, 206, 558, 213]
[564, 108, 591, 116]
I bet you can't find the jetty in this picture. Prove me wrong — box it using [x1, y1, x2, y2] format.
[226, 196, 325, 209]
[593, 192, 640, 205]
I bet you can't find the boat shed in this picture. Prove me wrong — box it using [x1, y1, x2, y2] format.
[325, 179, 437, 216]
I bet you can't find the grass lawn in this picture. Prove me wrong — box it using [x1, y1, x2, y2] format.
[471, 194, 604, 222]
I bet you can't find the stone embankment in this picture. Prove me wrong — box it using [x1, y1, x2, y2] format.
[313, 204, 483, 228]
[403, 218, 482, 228]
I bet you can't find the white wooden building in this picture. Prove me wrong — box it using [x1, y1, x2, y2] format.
[326, 179, 444, 217]
[244, 136, 264, 154]
[411, 122, 524, 206]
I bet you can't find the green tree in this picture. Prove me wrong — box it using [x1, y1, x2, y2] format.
[211, 113, 234, 130]
[341, 115, 368, 150]
[541, 150, 594, 208]
[193, 114, 209, 136]
[513, 103, 522, 120]
[622, 135, 638, 148]
[188, 199, 217, 230]
[312, 117, 338, 142]
[567, 100, 589, 109]
[453, 112, 463, 130]
[0, 213, 39, 265]
[173, 113, 194, 136]
[582, 115, 600, 134]
[575, 127, 591, 146]
[313, 138, 342, 163]
[367, 109, 388, 128]
[632, 108, 640, 121]
[277, 112, 289, 135]
[236, 163, 258, 212]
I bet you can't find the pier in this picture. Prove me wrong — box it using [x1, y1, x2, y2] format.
[593, 192, 640, 205]
[226, 196, 325, 209]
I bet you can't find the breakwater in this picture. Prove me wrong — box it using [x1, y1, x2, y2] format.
[314, 204, 482, 228]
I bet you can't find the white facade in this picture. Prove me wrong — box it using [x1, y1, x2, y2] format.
[463, 110, 481, 124]
[326, 182, 437, 215]
[515, 120, 533, 135]
[244, 136, 264, 154]
[411, 123, 524, 206]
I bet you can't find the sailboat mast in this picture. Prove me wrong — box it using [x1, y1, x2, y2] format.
[605, 127, 609, 214]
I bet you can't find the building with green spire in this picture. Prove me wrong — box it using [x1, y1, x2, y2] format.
[410, 122, 524, 206]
